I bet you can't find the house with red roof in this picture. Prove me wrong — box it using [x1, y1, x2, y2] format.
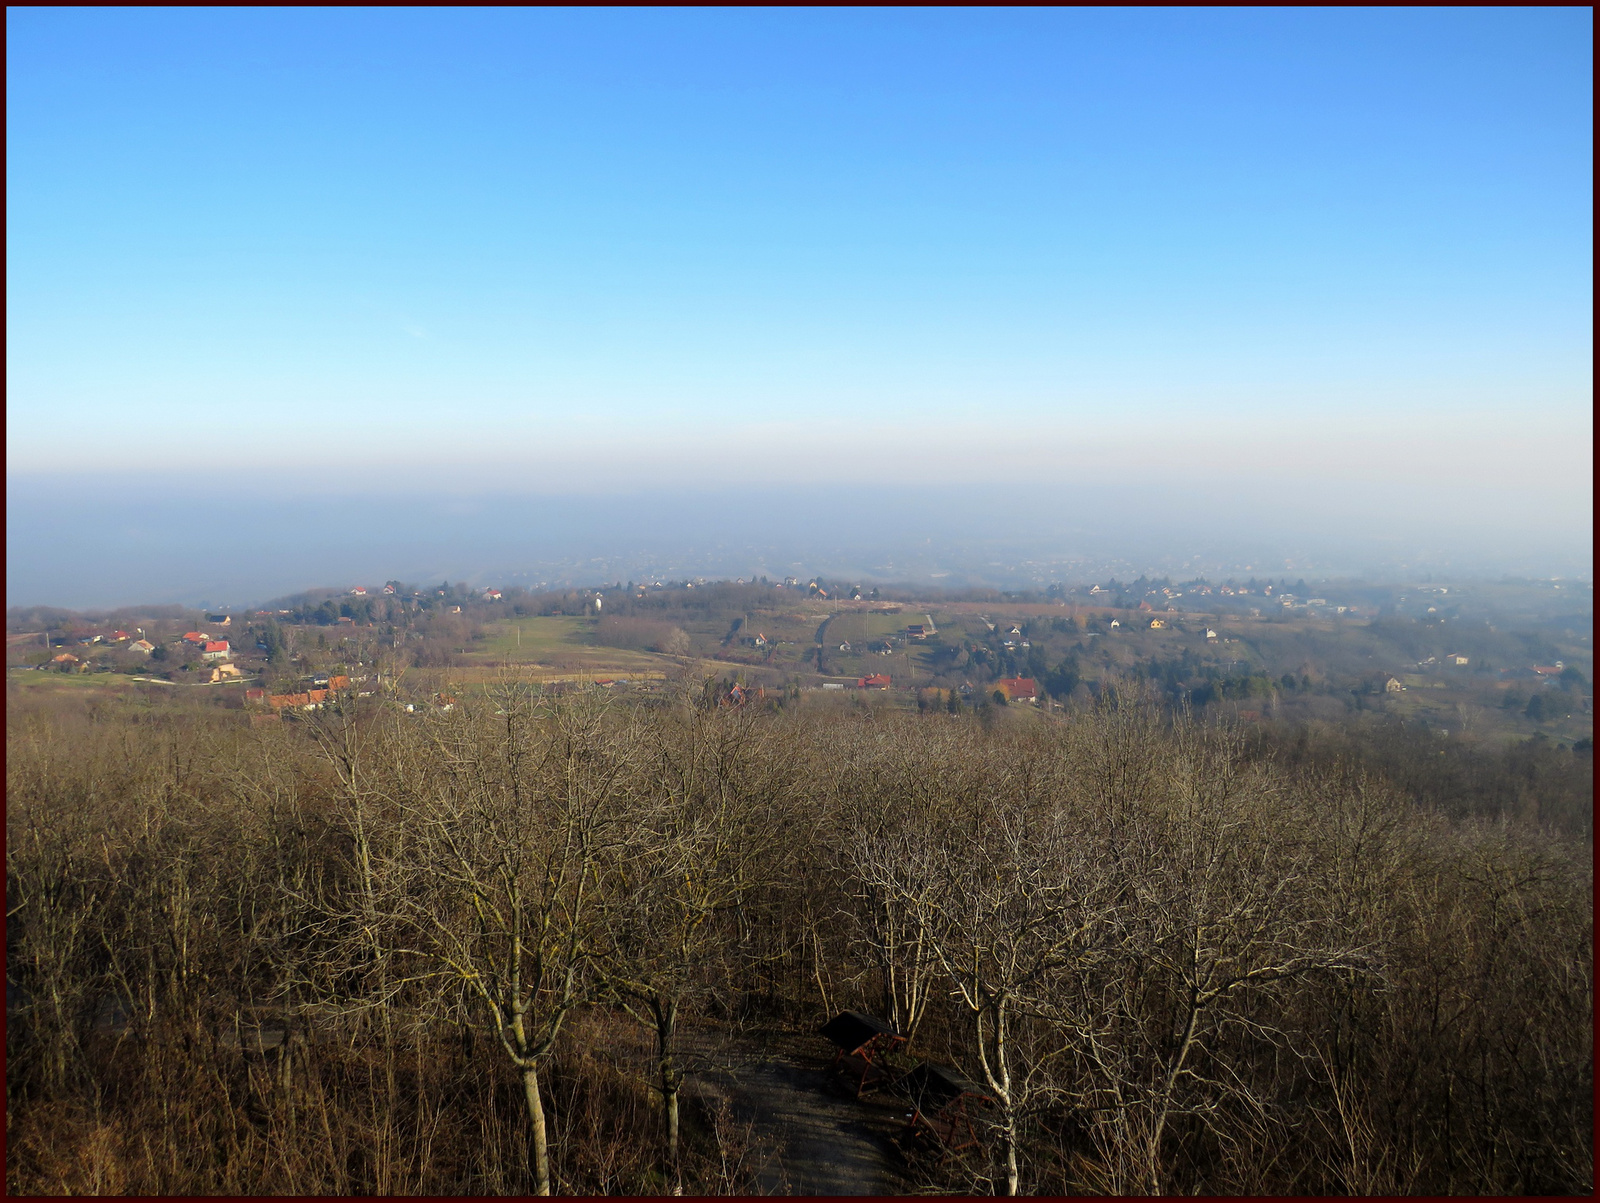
[857, 673, 892, 690]
[997, 677, 1039, 703]
[268, 688, 330, 710]
[201, 640, 231, 661]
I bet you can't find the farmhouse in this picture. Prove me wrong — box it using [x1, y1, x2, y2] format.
[201, 641, 231, 661]
[996, 677, 1038, 703]
[857, 673, 891, 690]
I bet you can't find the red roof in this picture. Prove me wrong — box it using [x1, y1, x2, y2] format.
[204, 641, 230, 653]
[858, 673, 892, 688]
[998, 676, 1038, 699]
[183, 632, 207, 642]
[268, 688, 330, 710]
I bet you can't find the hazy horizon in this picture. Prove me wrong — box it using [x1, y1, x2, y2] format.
[7, 472, 1592, 612]
[8, 9, 1592, 609]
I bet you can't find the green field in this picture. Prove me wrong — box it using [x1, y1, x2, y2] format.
[478, 615, 595, 658]
[7, 669, 147, 690]
[472, 616, 679, 674]
[822, 611, 916, 645]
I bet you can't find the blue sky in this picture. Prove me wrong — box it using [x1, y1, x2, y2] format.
[6, 8, 1593, 603]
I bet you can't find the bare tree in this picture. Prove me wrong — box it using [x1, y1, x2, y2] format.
[915, 780, 1110, 1196]
[394, 688, 640, 1195]
[591, 702, 790, 1179]
[1058, 719, 1377, 1195]
[829, 724, 972, 1045]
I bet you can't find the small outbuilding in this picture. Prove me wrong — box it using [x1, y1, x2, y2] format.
[899, 1062, 992, 1159]
[818, 1011, 906, 1097]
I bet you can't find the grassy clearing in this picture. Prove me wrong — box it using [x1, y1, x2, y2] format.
[477, 615, 595, 659]
[466, 617, 680, 675]
[438, 665, 672, 687]
[823, 611, 913, 645]
[7, 669, 143, 690]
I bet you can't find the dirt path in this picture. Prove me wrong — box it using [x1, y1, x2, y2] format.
[681, 1024, 911, 1196]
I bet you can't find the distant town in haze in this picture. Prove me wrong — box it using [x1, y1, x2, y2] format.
[10, 568, 1591, 753]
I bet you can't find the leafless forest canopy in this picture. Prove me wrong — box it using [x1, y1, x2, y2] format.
[6, 682, 1593, 1195]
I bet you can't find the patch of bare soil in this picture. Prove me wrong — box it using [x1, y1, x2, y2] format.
[680, 1023, 914, 1196]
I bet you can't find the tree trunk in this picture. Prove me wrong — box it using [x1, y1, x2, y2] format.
[997, 1009, 1019, 1196]
[522, 1064, 551, 1195]
[1146, 991, 1203, 1196]
[664, 1084, 680, 1173]
[977, 1002, 1021, 1195]
[656, 999, 681, 1178]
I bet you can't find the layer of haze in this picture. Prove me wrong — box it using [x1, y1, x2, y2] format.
[7, 9, 1593, 607]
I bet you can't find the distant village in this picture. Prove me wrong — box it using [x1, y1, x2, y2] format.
[8, 574, 1589, 749]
